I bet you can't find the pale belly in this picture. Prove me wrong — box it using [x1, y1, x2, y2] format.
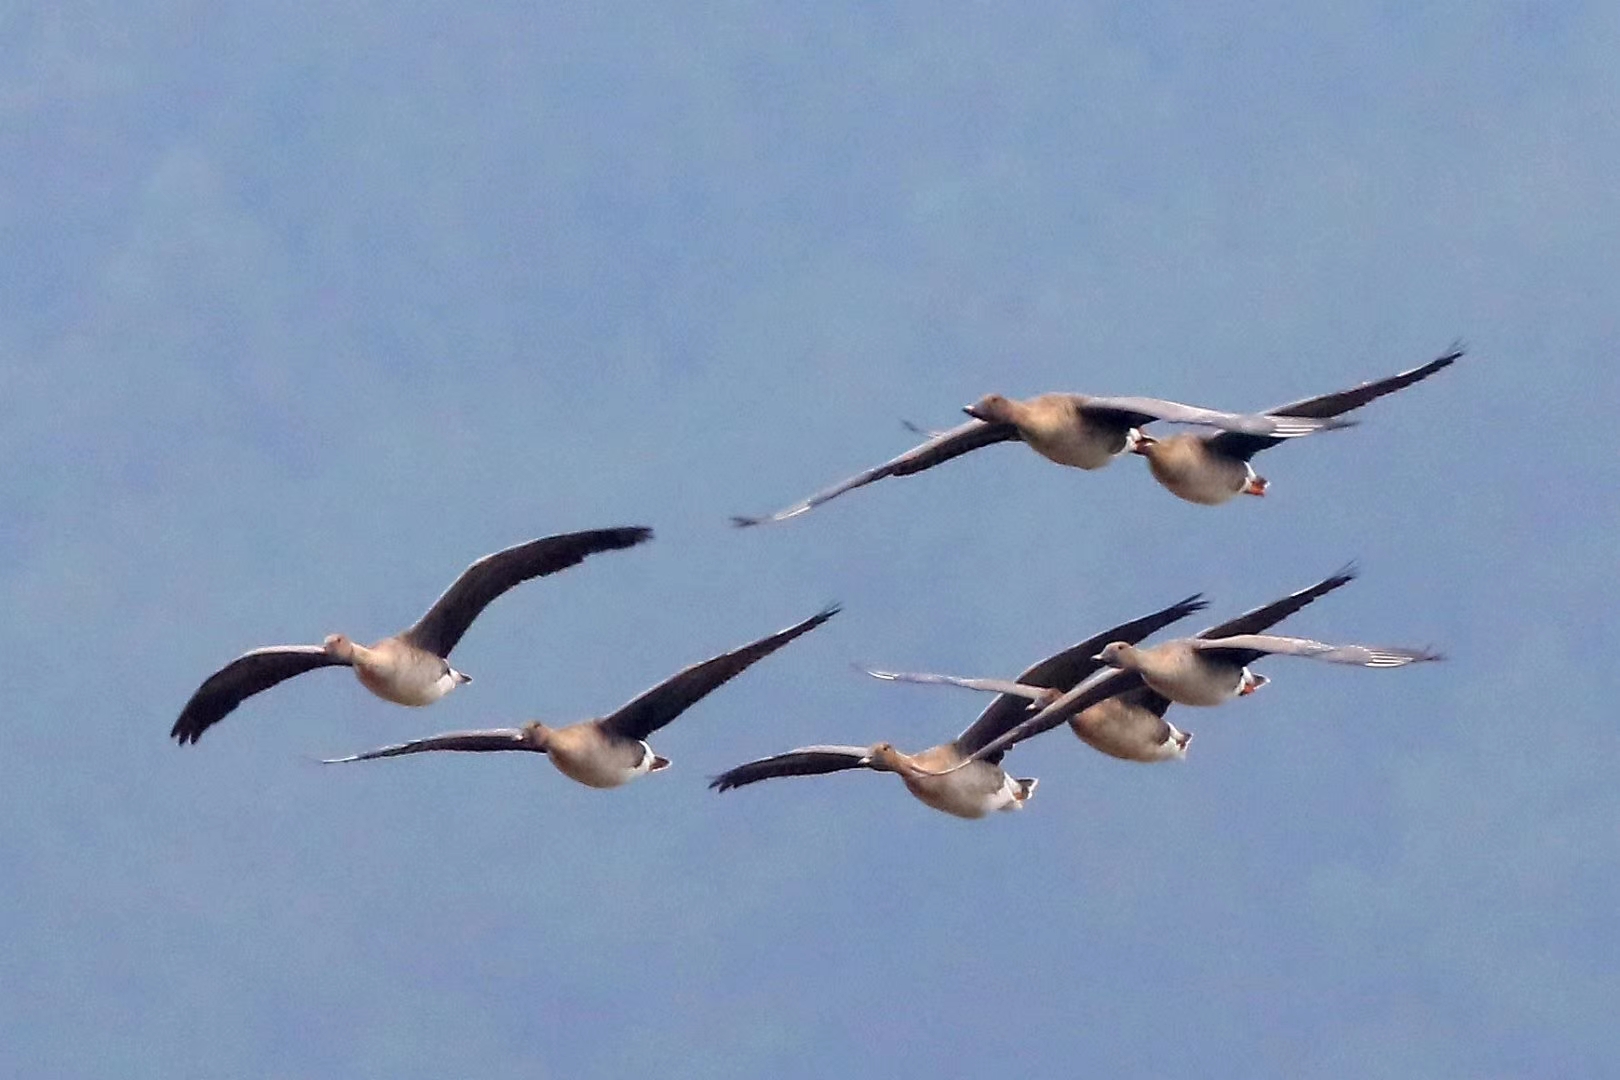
[904, 765, 1025, 819]
[1070, 700, 1186, 762]
[547, 741, 655, 789]
[1140, 668, 1239, 707]
[1146, 455, 1243, 506]
[354, 664, 459, 707]
[1024, 427, 1121, 470]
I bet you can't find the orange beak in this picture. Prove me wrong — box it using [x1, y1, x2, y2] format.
[1243, 476, 1268, 497]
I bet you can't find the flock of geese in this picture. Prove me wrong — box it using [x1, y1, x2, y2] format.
[172, 345, 1458, 818]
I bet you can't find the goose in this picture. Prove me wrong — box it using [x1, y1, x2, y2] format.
[1093, 633, 1441, 707]
[1132, 344, 1462, 505]
[709, 594, 1206, 817]
[731, 393, 1341, 526]
[322, 606, 839, 788]
[171, 526, 653, 744]
[864, 568, 1355, 763]
[945, 572, 1440, 771]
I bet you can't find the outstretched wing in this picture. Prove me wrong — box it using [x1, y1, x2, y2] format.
[708, 745, 872, 792]
[731, 419, 1021, 527]
[1081, 396, 1344, 438]
[953, 593, 1207, 757]
[1192, 634, 1444, 668]
[320, 728, 532, 763]
[861, 668, 1062, 704]
[171, 645, 347, 745]
[1205, 344, 1462, 460]
[603, 606, 839, 741]
[1198, 567, 1356, 640]
[402, 526, 653, 657]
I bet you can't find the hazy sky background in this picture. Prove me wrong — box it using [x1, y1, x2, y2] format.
[3, 3, 1616, 1077]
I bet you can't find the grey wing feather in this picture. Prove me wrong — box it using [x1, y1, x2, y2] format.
[708, 745, 872, 791]
[402, 526, 653, 657]
[861, 668, 1061, 703]
[1193, 634, 1444, 667]
[604, 605, 839, 741]
[731, 420, 1020, 526]
[1199, 567, 1356, 639]
[1082, 396, 1346, 437]
[953, 593, 1207, 757]
[171, 645, 348, 745]
[320, 728, 532, 763]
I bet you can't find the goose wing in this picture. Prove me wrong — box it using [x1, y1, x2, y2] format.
[320, 728, 532, 763]
[1082, 396, 1343, 438]
[1204, 345, 1462, 459]
[1191, 634, 1444, 668]
[171, 645, 347, 745]
[402, 526, 653, 657]
[731, 419, 1020, 527]
[603, 606, 838, 741]
[709, 746, 873, 792]
[1197, 567, 1356, 640]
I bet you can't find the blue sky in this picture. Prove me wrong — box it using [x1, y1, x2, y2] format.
[3, 3, 1616, 1077]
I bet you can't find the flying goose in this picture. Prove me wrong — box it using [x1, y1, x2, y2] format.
[322, 605, 839, 788]
[1132, 344, 1463, 505]
[731, 393, 1342, 526]
[864, 568, 1356, 763]
[1092, 633, 1441, 707]
[709, 594, 1207, 816]
[171, 526, 653, 744]
[943, 571, 1439, 771]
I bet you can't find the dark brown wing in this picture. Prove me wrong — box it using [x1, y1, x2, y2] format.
[1258, 344, 1463, 419]
[1204, 345, 1462, 460]
[320, 729, 532, 762]
[953, 594, 1207, 759]
[171, 645, 348, 745]
[402, 526, 653, 657]
[708, 746, 872, 791]
[731, 419, 1020, 526]
[1197, 566, 1356, 640]
[602, 606, 839, 741]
